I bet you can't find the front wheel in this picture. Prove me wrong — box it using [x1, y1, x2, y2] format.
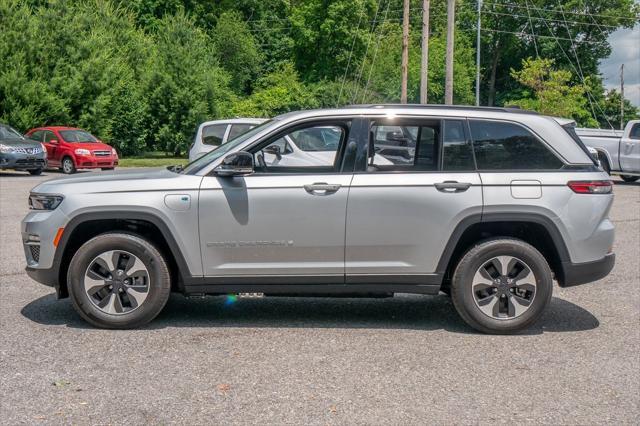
[451, 238, 553, 334]
[61, 157, 76, 174]
[67, 233, 171, 329]
[621, 175, 639, 183]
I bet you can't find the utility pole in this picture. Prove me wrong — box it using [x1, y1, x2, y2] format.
[475, 0, 482, 106]
[445, 0, 456, 105]
[620, 64, 625, 130]
[420, 0, 430, 104]
[401, 0, 410, 103]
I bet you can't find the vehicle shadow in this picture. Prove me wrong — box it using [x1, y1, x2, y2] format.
[21, 293, 599, 335]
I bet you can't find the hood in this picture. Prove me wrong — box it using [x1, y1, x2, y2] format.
[0, 138, 42, 148]
[32, 167, 188, 194]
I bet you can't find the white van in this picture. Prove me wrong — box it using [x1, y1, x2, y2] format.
[188, 118, 266, 162]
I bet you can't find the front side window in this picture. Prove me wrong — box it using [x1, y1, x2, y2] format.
[368, 121, 439, 171]
[629, 123, 640, 140]
[253, 123, 348, 173]
[202, 124, 228, 146]
[470, 120, 563, 170]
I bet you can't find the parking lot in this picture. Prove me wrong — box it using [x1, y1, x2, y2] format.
[0, 169, 638, 424]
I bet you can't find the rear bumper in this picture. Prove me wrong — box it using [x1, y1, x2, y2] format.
[559, 253, 615, 287]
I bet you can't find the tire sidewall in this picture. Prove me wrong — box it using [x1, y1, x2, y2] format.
[62, 157, 75, 174]
[68, 233, 170, 329]
[452, 239, 553, 333]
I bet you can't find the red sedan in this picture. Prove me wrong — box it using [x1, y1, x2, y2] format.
[25, 126, 118, 174]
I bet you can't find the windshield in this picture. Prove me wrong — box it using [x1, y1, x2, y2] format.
[182, 120, 274, 174]
[0, 125, 24, 140]
[60, 130, 98, 142]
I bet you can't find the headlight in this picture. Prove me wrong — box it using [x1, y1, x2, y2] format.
[29, 194, 64, 210]
[0, 144, 15, 153]
[111, 148, 117, 157]
[41, 143, 47, 154]
[75, 148, 91, 156]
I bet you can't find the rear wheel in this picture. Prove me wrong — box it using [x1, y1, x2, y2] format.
[28, 168, 43, 175]
[61, 156, 76, 174]
[621, 175, 639, 183]
[67, 233, 171, 329]
[451, 238, 552, 334]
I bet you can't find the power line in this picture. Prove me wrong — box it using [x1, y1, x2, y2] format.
[482, 0, 638, 22]
[362, 0, 392, 103]
[352, 0, 386, 103]
[481, 9, 622, 29]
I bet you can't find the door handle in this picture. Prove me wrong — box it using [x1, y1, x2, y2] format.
[434, 181, 472, 192]
[304, 182, 341, 195]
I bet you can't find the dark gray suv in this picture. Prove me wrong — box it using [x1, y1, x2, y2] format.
[0, 124, 47, 175]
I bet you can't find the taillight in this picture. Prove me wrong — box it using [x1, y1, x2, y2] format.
[567, 180, 613, 194]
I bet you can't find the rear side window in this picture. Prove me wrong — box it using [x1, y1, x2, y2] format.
[44, 131, 57, 142]
[228, 124, 255, 141]
[630, 123, 640, 140]
[202, 124, 227, 146]
[442, 120, 475, 171]
[369, 121, 440, 171]
[470, 120, 563, 170]
[29, 130, 44, 142]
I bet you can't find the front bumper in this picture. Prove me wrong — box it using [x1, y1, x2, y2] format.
[559, 253, 615, 287]
[75, 155, 118, 169]
[0, 151, 47, 170]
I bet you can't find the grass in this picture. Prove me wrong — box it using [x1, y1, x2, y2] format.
[118, 152, 188, 168]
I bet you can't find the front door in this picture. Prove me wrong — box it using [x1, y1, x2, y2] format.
[198, 119, 360, 281]
[345, 117, 483, 283]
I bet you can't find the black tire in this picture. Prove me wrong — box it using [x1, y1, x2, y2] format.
[621, 175, 639, 183]
[67, 233, 171, 329]
[598, 153, 610, 174]
[61, 156, 76, 174]
[28, 168, 43, 175]
[101, 167, 115, 171]
[451, 238, 553, 334]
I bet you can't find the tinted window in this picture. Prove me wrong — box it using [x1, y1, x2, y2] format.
[228, 124, 255, 141]
[629, 123, 640, 140]
[369, 121, 440, 171]
[253, 124, 347, 173]
[202, 124, 227, 146]
[470, 120, 562, 170]
[442, 120, 475, 171]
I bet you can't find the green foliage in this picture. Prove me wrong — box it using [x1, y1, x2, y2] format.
[597, 90, 640, 130]
[1, 0, 638, 156]
[509, 58, 598, 127]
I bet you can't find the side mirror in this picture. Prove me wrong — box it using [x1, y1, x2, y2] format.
[263, 144, 282, 160]
[214, 151, 254, 177]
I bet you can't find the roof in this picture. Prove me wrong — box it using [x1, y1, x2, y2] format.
[31, 126, 82, 131]
[344, 103, 539, 115]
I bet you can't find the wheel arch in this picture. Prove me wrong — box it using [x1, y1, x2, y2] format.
[55, 211, 191, 298]
[437, 213, 571, 288]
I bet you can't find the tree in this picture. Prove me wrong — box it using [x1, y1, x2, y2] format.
[598, 89, 640, 129]
[509, 58, 597, 126]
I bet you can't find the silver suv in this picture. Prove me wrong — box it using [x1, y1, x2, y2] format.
[22, 105, 615, 333]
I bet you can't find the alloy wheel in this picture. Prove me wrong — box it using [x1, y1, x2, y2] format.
[83, 250, 150, 315]
[471, 255, 537, 320]
[63, 158, 74, 174]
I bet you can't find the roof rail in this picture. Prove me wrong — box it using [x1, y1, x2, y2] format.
[344, 104, 539, 115]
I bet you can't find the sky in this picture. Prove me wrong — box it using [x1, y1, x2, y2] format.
[598, 20, 640, 107]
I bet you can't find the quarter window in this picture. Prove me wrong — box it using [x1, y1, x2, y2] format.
[469, 120, 562, 170]
[202, 124, 228, 146]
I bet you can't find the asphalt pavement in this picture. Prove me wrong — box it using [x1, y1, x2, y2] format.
[1, 169, 638, 424]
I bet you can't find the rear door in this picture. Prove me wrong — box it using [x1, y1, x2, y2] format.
[43, 130, 59, 165]
[345, 117, 483, 285]
[620, 122, 640, 173]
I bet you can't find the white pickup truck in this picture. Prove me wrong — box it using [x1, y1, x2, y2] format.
[575, 120, 640, 182]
